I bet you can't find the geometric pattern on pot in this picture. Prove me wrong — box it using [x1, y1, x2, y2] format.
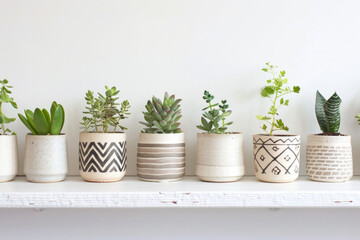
[253, 136, 300, 176]
[79, 142, 127, 173]
[137, 143, 185, 181]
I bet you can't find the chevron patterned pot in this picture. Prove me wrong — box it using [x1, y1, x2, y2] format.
[137, 133, 185, 182]
[24, 134, 68, 183]
[306, 134, 353, 182]
[79, 132, 127, 182]
[196, 133, 245, 182]
[253, 134, 300, 183]
[0, 135, 18, 182]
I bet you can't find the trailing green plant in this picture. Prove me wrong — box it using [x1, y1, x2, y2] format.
[315, 91, 342, 133]
[81, 86, 130, 133]
[256, 62, 300, 135]
[18, 101, 65, 135]
[356, 114, 360, 125]
[140, 92, 182, 133]
[0, 79, 18, 135]
[196, 90, 233, 134]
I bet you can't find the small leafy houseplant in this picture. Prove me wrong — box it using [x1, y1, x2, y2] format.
[79, 86, 131, 183]
[19, 101, 67, 183]
[0, 79, 18, 182]
[253, 63, 301, 183]
[306, 91, 352, 182]
[355, 114, 360, 125]
[137, 92, 185, 182]
[196, 90, 245, 183]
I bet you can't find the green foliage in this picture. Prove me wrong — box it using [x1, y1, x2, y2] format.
[81, 86, 130, 133]
[257, 62, 300, 135]
[196, 90, 233, 134]
[356, 114, 360, 125]
[0, 79, 18, 135]
[140, 92, 182, 133]
[315, 91, 342, 133]
[18, 101, 65, 135]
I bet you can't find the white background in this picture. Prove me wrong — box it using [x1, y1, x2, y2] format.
[1, 0, 360, 239]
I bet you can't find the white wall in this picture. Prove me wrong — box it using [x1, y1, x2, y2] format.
[1, 0, 360, 176]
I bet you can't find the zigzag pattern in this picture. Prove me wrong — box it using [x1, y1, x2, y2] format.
[253, 137, 300, 145]
[79, 142, 127, 173]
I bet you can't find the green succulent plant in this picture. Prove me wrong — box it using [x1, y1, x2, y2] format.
[18, 101, 65, 135]
[81, 86, 130, 133]
[196, 90, 233, 134]
[256, 62, 300, 135]
[316, 91, 342, 133]
[140, 92, 182, 133]
[0, 79, 18, 135]
[356, 114, 360, 125]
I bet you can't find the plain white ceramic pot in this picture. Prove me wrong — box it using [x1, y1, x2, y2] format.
[306, 134, 353, 182]
[0, 135, 18, 182]
[196, 133, 245, 182]
[253, 134, 301, 183]
[24, 134, 68, 183]
[137, 133, 185, 182]
[79, 132, 127, 182]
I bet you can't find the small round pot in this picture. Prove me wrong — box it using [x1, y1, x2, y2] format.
[0, 135, 18, 182]
[137, 132, 185, 182]
[253, 134, 301, 183]
[196, 133, 245, 182]
[306, 134, 353, 182]
[24, 134, 68, 183]
[79, 132, 127, 182]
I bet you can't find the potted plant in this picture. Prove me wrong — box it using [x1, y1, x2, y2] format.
[0, 79, 18, 182]
[137, 92, 184, 182]
[195, 90, 244, 182]
[306, 92, 352, 182]
[18, 101, 67, 183]
[79, 86, 130, 182]
[254, 62, 301, 183]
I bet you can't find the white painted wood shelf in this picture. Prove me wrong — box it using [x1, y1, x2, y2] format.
[0, 176, 360, 208]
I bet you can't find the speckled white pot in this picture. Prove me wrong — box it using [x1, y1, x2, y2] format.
[0, 135, 18, 182]
[196, 133, 245, 182]
[24, 134, 68, 183]
[79, 132, 127, 183]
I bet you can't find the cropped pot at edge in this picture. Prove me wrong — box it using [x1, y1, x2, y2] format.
[79, 132, 127, 182]
[0, 135, 18, 182]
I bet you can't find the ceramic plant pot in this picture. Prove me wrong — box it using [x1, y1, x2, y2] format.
[24, 134, 68, 183]
[79, 132, 127, 182]
[306, 135, 353, 182]
[253, 134, 301, 183]
[0, 135, 18, 182]
[137, 133, 185, 182]
[196, 133, 245, 182]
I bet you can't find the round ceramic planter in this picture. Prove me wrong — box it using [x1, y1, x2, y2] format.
[306, 134, 353, 183]
[196, 133, 245, 182]
[253, 134, 301, 183]
[137, 132, 185, 182]
[24, 134, 68, 183]
[79, 132, 127, 182]
[0, 135, 18, 182]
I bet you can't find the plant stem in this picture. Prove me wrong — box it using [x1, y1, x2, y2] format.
[0, 102, 5, 135]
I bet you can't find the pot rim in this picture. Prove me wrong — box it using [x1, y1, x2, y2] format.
[80, 131, 125, 134]
[253, 134, 300, 137]
[139, 132, 184, 135]
[197, 132, 242, 135]
[26, 133, 66, 137]
[307, 133, 350, 137]
[0, 134, 17, 138]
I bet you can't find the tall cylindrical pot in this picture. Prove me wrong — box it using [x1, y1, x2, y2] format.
[306, 134, 353, 182]
[253, 134, 301, 183]
[24, 134, 68, 183]
[0, 135, 18, 182]
[196, 133, 245, 182]
[137, 133, 185, 182]
[79, 132, 127, 182]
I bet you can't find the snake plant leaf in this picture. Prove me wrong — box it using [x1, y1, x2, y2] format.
[42, 109, 51, 126]
[50, 105, 64, 135]
[24, 109, 38, 133]
[59, 104, 65, 131]
[18, 113, 38, 135]
[315, 91, 328, 132]
[33, 108, 50, 135]
[50, 101, 58, 119]
[323, 92, 342, 133]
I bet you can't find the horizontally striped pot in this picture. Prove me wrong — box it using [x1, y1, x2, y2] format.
[0, 135, 18, 182]
[306, 135, 353, 182]
[137, 133, 185, 182]
[79, 132, 127, 182]
[196, 133, 245, 182]
[253, 134, 300, 183]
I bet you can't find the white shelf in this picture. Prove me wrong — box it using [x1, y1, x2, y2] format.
[0, 176, 359, 208]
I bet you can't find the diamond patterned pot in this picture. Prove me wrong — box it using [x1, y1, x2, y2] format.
[253, 134, 300, 183]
